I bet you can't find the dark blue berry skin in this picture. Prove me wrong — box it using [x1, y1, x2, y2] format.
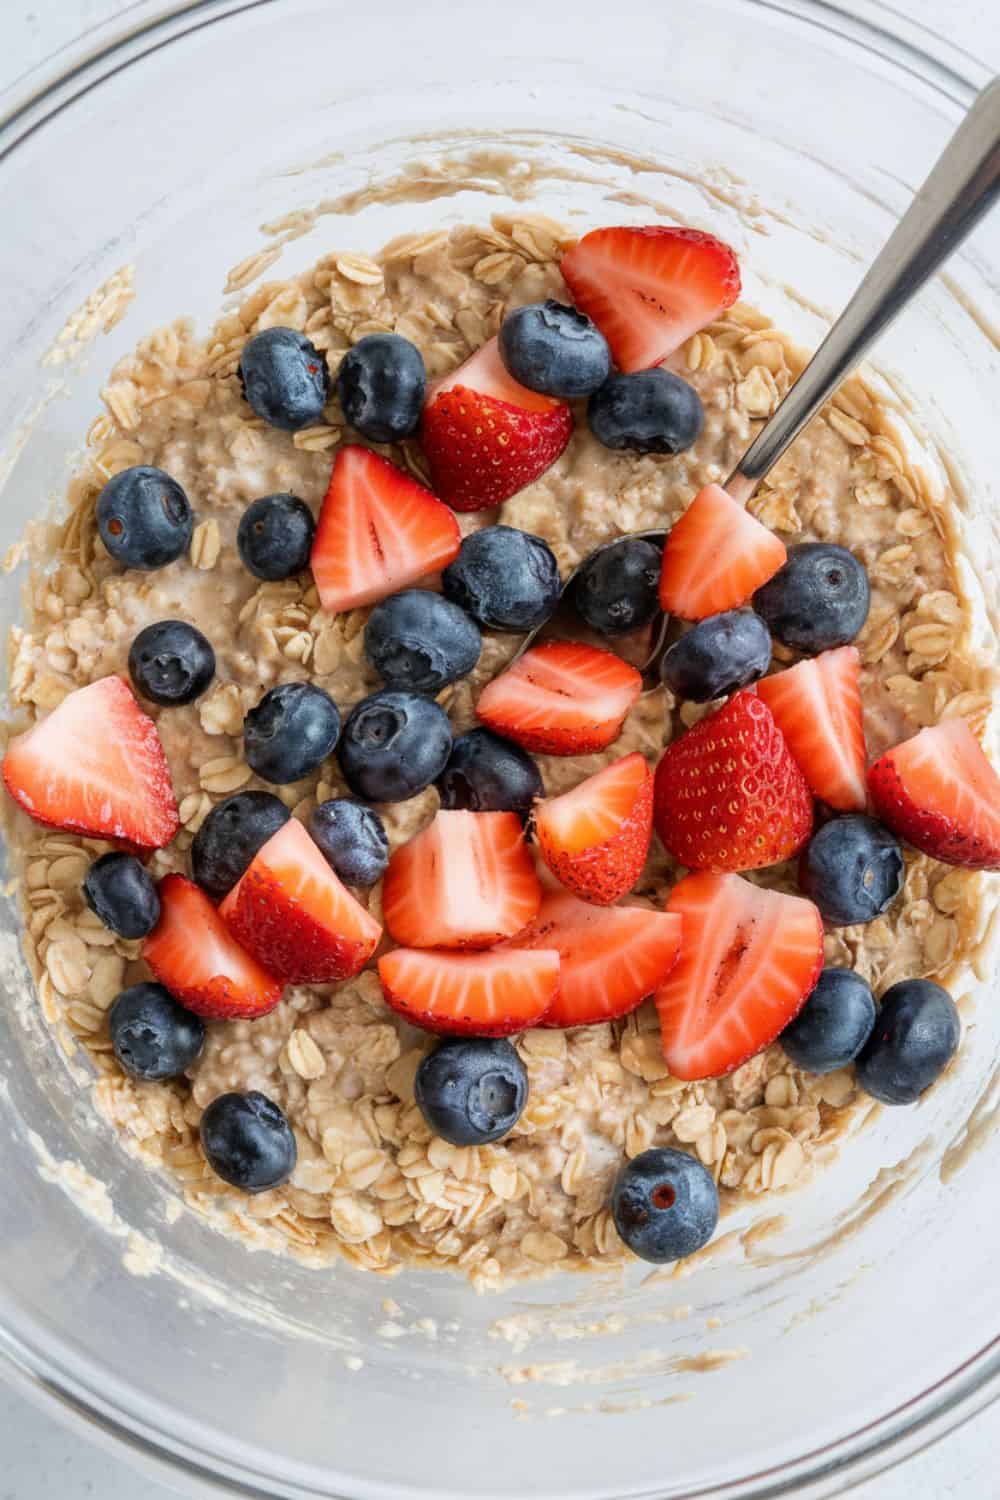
[338, 690, 452, 803]
[237, 494, 315, 581]
[588, 369, 705, 455]
[243, 682, 341, 785]
[611, 1148, 719, 1264]
[199, 1091, 297, 1192]
[661, 611, 773, 702]
[414, 1038, 528, 1146]
[83, 853, 160, 940]
[442, 526, 561, 632]
[310, 799, 389, 887]
[571, 537, 662, 638]
[128, 620, 215, 707]
[364, 589, 481, 695]
[96, 466, 193, 571]
[781, 968, 876, 1074]
[191, 791, 290, 901]
[238, 327, 329, 431]
[436, 728, 543, 819]
[110, 983, 205, 1082]
[498, 300, 611, 400]
[799, 815, 904, 927]
[337, 333, 426, 443]
[753, 543, 870, 654]
[856, 979, 961, 1105]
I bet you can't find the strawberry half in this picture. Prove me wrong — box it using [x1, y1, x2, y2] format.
[220, 817, 382, 983]
[513, 885, 681, 1027]
[757, 647, 868, 812]
[534, 752, 653, 905]
[654, 691, 814, 872]
[2, 675, 178, 852]
[144, 874, 284, 1020]
[377, 946, 560, 1036]
[420, 337, 573, 512]
[868, 719, 1000, 870]
[476, 640, 642, 756]
[655, 872, 824, 1080]
[382, 809, 541, 949]
[659, 484, 787, 620]
[311, 444, 460, 613]
[560, 226, 741, 373]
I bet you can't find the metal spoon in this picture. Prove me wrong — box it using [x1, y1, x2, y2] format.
[516, 76, 1000, 686]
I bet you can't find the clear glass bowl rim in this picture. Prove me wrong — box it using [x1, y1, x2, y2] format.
[0, 2, 997, 1497]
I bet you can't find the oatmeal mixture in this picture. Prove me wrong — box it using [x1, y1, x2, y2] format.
[2, 214, 993, 1287]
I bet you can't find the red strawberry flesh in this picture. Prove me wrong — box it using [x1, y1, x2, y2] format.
[514, 885, 682, 1027]
[868, 719, 1000, 870]
[476, 640, 642, 755]
[220, 817, 382, 983]
[377, 946, 560, 1036]
[560, 226, 741, 373]
[659, 484, 787, 621]
[311, 444, 460, 613]
[655, 871, 824, 1079]
[144, 874, 284, 1021]
[535, 751, 653, 905]
[757, 646, 868, 812]
[2, 674, 179, 851]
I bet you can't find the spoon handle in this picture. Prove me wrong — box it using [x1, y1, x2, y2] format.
[728, 76, 1000, 500]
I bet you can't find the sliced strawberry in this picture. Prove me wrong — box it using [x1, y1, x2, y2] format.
[534, 752, 653, 905]
[220, 817, 382, 983]
[144, 874, 284, 1020]
[311, 444, 460, 613]
[659, 484, 787, 621]
[868, 719, 1000, 870]
[654, 691, 814, 872]
[382, 809, 541, 949]
[420, 337, 573, 512]
[377, 946, 560, 1036]
[2, 675, 178, 851]
[560, 226, 741, 373]
[655, 872, 823, 1079]
[514, 885, 681, 1027]
[757, 647, 868, 812]
[476, 640, 642, 756]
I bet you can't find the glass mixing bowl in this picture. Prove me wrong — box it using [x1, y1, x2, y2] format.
[1, 2, 999, 1496]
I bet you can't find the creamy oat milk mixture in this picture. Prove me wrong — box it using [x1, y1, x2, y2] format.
[2, 213, 995, 1287]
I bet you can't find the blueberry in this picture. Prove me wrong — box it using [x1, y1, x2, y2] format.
[83, 852, 160, 940]
[109, 982, 205, 1082]
[243, 682, 341, 785]
[191, 790, 290, 900]
[199, 1091, 297, 1192]
[611, 1147, 719, 1264]
[571, 537, 662, 638]
[128, 620, 215, 707]
[238, 327, 329, 431]
[780, 967, 876, 1074]
[338, 690, 452, 803]
[436, 728, 543, 818]
[337, 333, 426, 443]
[414, 1037, 528, 1146]
[237, 493, 315, 581]
[364, 589, 481, 695]
[588, 369, 704, 455]
[661, 611, 773, 702]
[856, 979, 961, 1105]
[310, 799, 389, 887]
[753, 543, 870, 654]
[96, 466, 194, 570]
[442, 526, 561, 632]
[799, 815, 904, 927]
[498, 300, 611, 400]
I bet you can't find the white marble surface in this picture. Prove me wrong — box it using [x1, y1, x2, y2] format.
[1, 3, 999, 1497]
